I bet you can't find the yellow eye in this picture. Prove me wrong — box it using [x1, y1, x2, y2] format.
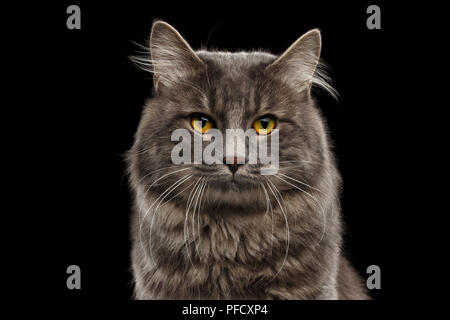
[191, 115, 214, 134]
[253, 116, 275, 135]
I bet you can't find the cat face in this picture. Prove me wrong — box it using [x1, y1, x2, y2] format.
[128, 21, 334, 215]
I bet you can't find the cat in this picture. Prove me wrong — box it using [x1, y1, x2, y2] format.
[126, 20, 370, 299]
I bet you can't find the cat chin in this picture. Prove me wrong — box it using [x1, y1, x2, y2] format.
[199, 186, 268, 216]
[195, 170, 261, 184]
[200, 203, 267, 217]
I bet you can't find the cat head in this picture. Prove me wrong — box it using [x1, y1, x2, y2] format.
[128, 21, 337, 215]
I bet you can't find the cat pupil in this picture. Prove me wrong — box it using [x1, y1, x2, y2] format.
[260, 118, 269, 129]
[199, 117, 208, 128]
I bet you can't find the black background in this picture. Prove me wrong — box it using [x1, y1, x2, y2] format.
[15, 0, 419, 308]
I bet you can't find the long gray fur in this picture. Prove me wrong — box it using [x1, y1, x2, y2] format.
[127, 21, 369, 300]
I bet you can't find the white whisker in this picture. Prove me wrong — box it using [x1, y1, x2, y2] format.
[260, 182, 274, 254]
[277, 172, 323, 194]
[192, 179, 207, 259]
[274, 175, 327, 247]
[141, 173, 192, 268]
[184, 177, 203, 268]
[266, 180, 290, 280]
[137, 167, 191, 237]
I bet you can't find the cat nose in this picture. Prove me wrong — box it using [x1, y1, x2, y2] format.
[224, 156, 244, 174]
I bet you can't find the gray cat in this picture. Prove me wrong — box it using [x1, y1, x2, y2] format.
[126, 21, 369, 299]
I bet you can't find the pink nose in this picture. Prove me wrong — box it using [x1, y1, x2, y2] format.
[224, 156, 244, 174]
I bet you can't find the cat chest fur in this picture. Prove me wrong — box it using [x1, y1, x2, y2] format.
[131, 195, 338, 299]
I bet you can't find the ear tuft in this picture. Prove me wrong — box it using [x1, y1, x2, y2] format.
[267, 29, 326, 94]
[148, 21, 203, 91]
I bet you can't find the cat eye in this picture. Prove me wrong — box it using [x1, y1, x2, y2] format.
[253, 115, 276, 135]
[191, 115, 214, 134]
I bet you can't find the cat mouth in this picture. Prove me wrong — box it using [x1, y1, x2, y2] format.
[207, 174, 258, 191]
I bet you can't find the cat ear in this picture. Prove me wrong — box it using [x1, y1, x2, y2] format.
[150, 21, 203, 91]
[267, 29, 321, 93]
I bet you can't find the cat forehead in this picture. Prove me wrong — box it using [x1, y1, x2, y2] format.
[196, 51, 277, 76]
